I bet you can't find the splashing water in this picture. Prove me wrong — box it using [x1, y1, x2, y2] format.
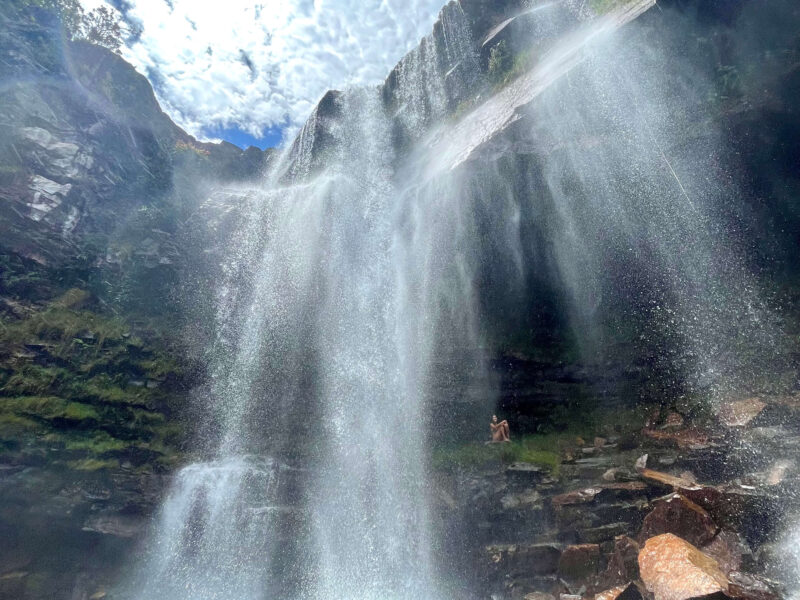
[118, 1, 796, 598]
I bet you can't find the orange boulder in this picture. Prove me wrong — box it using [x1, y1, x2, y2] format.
[638, 534, 729, 600]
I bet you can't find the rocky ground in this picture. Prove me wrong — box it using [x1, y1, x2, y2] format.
[434, 396, 800, 600]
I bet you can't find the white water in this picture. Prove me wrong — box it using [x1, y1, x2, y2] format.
[121, 3, 482, 599]
[119, 1, 794, 598]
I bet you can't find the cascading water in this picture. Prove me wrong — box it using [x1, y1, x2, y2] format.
[120, 3, 482, 599]
[117, 0, 798, 598]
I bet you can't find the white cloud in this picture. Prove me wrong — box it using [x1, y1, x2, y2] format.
[82, 0, 446, 144]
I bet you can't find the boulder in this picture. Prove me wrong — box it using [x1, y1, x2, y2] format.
[643, 428, 712, 450]
[717, 399, 766, 428]
[598, 536, 640, 589]
[595, 582, 644, 600]
[638, 534, 729, 600]
[701, 530, 749, 576]
[638, 494, 718, 547]
[552, 487, 603, 507]
[727, 571, 779, 600]
[485, 544, 562, 578]
[558, 543, 601, 585]
[525, 593, 557, 600]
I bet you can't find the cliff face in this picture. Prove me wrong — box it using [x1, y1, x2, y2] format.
[0, 0, 799, 598]
[0, 8, 269, 270]
[0, 7, 272, 598]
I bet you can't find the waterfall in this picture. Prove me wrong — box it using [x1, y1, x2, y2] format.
[119, 3, 481, 599]
[116, 1, 795, 598]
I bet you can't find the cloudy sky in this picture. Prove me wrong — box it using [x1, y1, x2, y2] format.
[82, 0, 446, 148]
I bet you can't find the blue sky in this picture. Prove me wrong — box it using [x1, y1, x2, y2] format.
[81, 0, 446, 149]
[203, 125, 284, 150]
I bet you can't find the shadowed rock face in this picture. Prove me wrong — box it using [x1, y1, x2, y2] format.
[0, 7, 270, 270]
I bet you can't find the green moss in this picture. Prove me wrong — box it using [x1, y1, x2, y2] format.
[137, 356, 180, 378]
[0, 413, 41, 431]
[63, 432, 129, 453]
[2, 365, 69, 395]
[67, 458, 120, 471]
[433, 433, 564, 475]
[2, 396, 99, 422]
[0, 305, 126, 349]
[589, 0, 629, 15]
[487, 42, 538, 92]
[70, 374, 149, 406]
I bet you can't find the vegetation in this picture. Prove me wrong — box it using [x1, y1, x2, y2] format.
[433, 404, 647, 474]
[487, 41, 512, 87]
[0, 288, 189, 471]
[433, 433, 563, 474]
[588, 0, 629, 15]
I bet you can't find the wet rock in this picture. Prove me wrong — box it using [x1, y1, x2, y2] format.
[598, 536, 640, 589]
[485, 544, 562, 578]
[579, 522, 630, 544]
[596, 482, 649, 503]
[638, 494, 718, 547]
[595, 582, 644, 600]
[501, 488, 543, 510]
[558, 544, 601, 586]
[701, 530, 749, 576]
[727, 572, 780, 600]
[82, 514, 145, 538]
[506, 463, 548, 485]
[638, 468, 700, 491]
[526, 592, 557, 600]
[643, 428, 712, 450]
[717, 399, 766, 428]
[662, 412, 685, 430]
[639, 534, 729, 600]
[602, 468, 636, 482]
[635, 455, 648, 472]
[552, 487, 603, 507]
[765, 460, 794, 486]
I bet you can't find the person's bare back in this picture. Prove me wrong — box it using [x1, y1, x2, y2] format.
[490, 414, 510, 442]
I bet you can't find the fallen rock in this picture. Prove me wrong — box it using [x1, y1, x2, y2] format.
[638, 494, 718, 547]
[643, 428, 712, 450]
[501, 488, 542, 510]
[552, 487, 603, 507]
[662, 412, 685, 430]
[558, 543, 601, 585]
[635, 455, 649, 472]
[485, 543, 562, 577]
[525, 593, 557, 600]
[595, 582, 643, 600]
[639, 534, 729, 600]
[765, 460, 794, 486]
[717, 398, 766, 428]
[598, 536, 640, 589]
[596, 586, 627, 600]
[727, 571, 779, 600]
[701, 530, 749, 576]
[639, 468, 702, 491]
[603, 468, 637, 482]
[579, 522, 630, 544]
[506, 462, 548, 484]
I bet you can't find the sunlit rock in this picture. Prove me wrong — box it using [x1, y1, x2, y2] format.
[639, 534, 729, 600]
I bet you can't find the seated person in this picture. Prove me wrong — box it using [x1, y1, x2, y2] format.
[490, 414, 510, 442]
